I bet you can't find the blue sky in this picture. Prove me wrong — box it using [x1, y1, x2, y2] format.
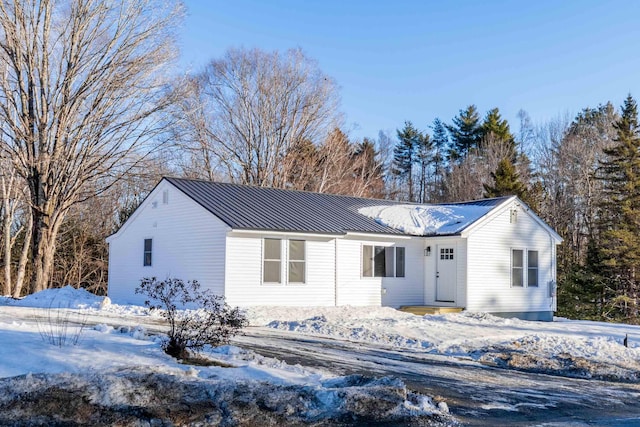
[178, 0, 640, 140]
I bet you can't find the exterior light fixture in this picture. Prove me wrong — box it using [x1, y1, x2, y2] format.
[424, 246, 431, 257]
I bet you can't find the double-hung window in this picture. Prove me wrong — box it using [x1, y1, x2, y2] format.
[288, 240, 306, 284]
[263, 238, 282, 283]
[362, 245, 405, 278]
[511, 249, 524, 287]
[511, 249, 539, 287]
[263, 238, 306, 284]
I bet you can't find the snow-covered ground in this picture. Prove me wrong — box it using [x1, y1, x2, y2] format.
[3, 287, 640, 382]
[4, 286, 640, 425]
[248, 306, 640, 381]
[0, 287, 454, 425]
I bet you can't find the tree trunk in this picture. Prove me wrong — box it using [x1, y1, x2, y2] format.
[2, 197, 11, 296]
[13, 213, 32, 298]
[30, 206, 61, 293]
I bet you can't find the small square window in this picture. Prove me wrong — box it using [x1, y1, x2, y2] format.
[440, 248, 454, 260]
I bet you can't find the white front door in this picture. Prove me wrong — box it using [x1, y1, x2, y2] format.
[436, 245, 456, 302]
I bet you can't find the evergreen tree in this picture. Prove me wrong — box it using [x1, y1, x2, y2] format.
[483, 157, 526, 199]
[430, 118, 448, 199]
[284, 138, 320, 191]
[481, 107, 516, 160]
[352, 138, 385, 198]
[446, 105, 482, 161]
[417, 133, 433, 203]
[596, 94, 640, 321]
[393, 121, 421, 201]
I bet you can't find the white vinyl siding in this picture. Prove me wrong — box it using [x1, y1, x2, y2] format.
[107, 182, 227, 306]
[225, 234, 334, 306]
[338, 238, 421, 307]
[466, 203, 556, 313]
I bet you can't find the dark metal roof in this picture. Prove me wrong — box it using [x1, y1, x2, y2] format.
[165, 177, 510, 236]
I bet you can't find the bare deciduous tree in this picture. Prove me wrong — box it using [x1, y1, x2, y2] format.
[173, 47, 341, 187]
[536, 106, 617, 266]
[0, 161, 31, 297]
[0, 0, 181, 293]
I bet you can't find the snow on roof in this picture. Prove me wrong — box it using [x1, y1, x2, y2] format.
[358, 204, 495, 236]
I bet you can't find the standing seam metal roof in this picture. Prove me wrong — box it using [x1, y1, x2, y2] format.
[164, 177, 510, 236]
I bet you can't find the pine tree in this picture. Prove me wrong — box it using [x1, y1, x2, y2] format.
[447, 105, 482, 161]
[393, 121, 421, 201]
[430, 118, 448, 199]
[417, 133, 433, 203]
[483, 157, 526, 199]
[481, 107, 516, 160]
[596, 94, 640, 321]
[352, 138, 385, 198]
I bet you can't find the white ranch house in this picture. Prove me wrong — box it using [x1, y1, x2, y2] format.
[107, 177, 563, 321]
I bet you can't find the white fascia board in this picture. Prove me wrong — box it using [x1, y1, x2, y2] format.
[460, 196, 563, 243]
[422, 234, 465, 240]
[343, 231, 413, 240]
[228, 229, 343, 239]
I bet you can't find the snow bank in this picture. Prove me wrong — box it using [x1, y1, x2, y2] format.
[1, 285, 104, 309]
[4, 287, 640, 382]
[358, 204, 493, 235]
[0, 370, 456, 426]
[247, 306, 640, 381]
[0, 296, 455, 425]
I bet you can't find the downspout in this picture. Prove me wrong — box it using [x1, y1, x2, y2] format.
[550, 234, 556, 312]
[334, 238, 339, 306]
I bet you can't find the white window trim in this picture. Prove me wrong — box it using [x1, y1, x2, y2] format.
[262, 238, 283, 285]
[262, 238, 308, 286]
[511, 248, 540, 288]
[511, 248, 524, 288]
[527, 249, 539, 287]
[143, 238, 153, 267]
[361, 244, 406, 279]
[287, 239, 307, 285]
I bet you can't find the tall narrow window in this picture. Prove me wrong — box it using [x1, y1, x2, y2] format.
[362, 245, 373, 277]
[528, 250, 539, 287]
[374, 246, 386, 277]
[288, 240, 306, 283]
[143, 239, 152, 266]
[512, 249, 523, 287]
[396, 247, 405, 278]
[263, 239, 281, 283]
[384, 247, 395, 277]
